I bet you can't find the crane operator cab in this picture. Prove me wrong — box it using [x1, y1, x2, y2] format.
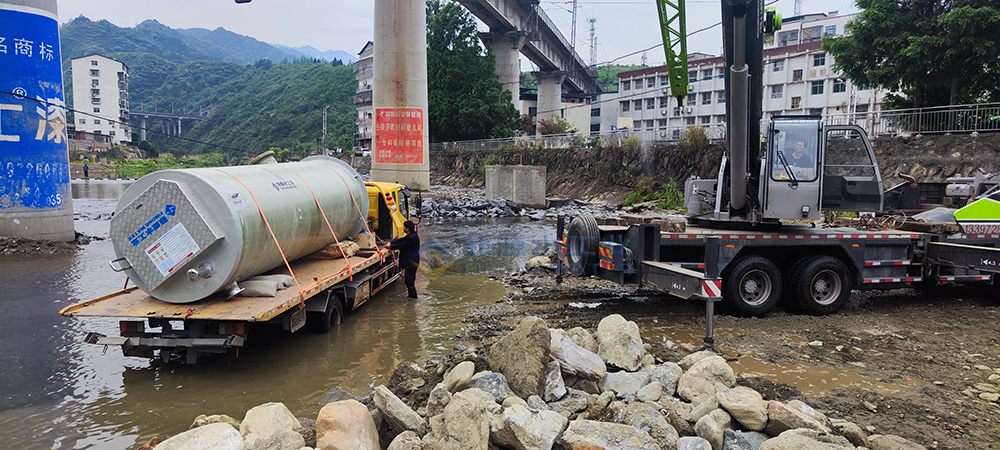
[763, 116, 883, 221]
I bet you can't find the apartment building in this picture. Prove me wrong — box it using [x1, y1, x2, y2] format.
[353, 41, 374, 151]
[70, 54, 130, 144]
[598, 11, 884, 140]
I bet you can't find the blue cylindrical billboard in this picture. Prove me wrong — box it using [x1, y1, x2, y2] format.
[0, 0, 75, 240]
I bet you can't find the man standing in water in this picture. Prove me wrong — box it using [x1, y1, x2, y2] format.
[384, 220, 420, 298]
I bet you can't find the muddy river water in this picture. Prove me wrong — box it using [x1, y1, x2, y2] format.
[0, 180, 913, 449]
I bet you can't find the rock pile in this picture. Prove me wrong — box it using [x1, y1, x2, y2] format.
[419, 197, 618, 221]
[152, 314, 929, 450]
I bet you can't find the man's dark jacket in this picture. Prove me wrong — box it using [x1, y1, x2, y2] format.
[389, 232, 420, 269]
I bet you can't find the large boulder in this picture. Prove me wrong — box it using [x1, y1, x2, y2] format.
[156, 423, 246, 450]
[240, 402, 301, 447]
[722, 429, 768, 450]
[676, 374, 716, 402]
[763, 401, 831, 436]
[715, 386, 767, 431]
[544, 361, 567, 402]
[681, 356, 735, 388]
[491, 403, 569, 450]
[557, 419, 661, 450]
[315, 399, 379, 450]
[421, 390, 491, 450]
[787, 400, 829, 427]
[599, 371, 651, 398]
[624, 401, 680, 450]
[550, 334, 607, 381]
[758, 429, 854, 450]
[693, 408, 732, 450]
[253, 429, 305, 450]
[469, 372, 510, 404]
[677, 436, 712, 450]
[488, 317, 551, 399]
[868, 434, 928, 450]
[678, 351, 717, 371]
[547, 388, 592, 417]
[637, 381, 662, 402]
[443, 361, 475, 393]
[596, 315, 645, 372]
[426, 383, 452, 418]
[373, 385, 426, 435]
[830, 418, 869, 448]
[659, 397, 696, 437]
[565, 327, 598, 353]
[642, 363, 683, 397]
[387, 430, 422, 450]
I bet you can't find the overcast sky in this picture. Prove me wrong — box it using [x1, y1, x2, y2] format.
[57, 0, 860, 67]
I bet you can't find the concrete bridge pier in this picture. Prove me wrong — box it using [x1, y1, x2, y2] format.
[481, 31, 527, 112]
[140, 117, 147, 141]
[532, 71, 566, 134]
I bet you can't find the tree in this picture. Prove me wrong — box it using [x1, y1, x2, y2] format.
[823, 0, 1000, 107]
[537, 115, 578, 135]
[426, 0, 520, 142]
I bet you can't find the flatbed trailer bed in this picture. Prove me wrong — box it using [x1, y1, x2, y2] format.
[60, 249, 399, 363]
[556, 216, 1000, 350]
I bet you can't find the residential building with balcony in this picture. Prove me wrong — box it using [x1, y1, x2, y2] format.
[353, 41, 374, 151]
[596, 11, 884, 141]
[71, 54, 130, 144]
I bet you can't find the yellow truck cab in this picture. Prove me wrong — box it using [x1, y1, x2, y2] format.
[365, 181, 411, 242]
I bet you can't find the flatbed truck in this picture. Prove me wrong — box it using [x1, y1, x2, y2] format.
[59, 181, 412, 364]
[556, 216, 1000, 348]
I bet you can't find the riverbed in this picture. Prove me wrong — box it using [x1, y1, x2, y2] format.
[0, 180, 554, 449]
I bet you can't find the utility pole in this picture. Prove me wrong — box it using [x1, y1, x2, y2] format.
[322, 105, 329, 153]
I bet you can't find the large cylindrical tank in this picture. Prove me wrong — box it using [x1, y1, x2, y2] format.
[0, 0, 75, 240]
[108, 156, 369, 303]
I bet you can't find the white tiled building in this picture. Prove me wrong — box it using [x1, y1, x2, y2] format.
[596, 12, 885, 140]
[71, 54, 130, 144]
[353, 41, 374, 151]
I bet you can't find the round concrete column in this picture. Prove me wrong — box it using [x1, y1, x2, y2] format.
[532, 71, 567, 136]
[0, 0, 75, 240]
[372, 0, 430, 190]
[480, 32, 527, 112]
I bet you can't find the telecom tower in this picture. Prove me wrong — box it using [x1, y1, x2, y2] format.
[794, 0, 803, 15]
[589, 18, 597, 66]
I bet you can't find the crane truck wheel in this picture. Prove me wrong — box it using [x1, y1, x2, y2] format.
[567, 216, 601, 276]
[788, 255, 851, 315]
[721, 256, 782, 317]
[312, 290, 344, 333]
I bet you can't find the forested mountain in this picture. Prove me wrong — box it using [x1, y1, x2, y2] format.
[59, 17, 359, 158]
[274, 44, 357, 64]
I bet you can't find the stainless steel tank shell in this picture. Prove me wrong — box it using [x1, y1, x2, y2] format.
[108, 156, 369, 303]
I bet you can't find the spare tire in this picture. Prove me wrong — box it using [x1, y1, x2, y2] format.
[567, 216, 600, 276]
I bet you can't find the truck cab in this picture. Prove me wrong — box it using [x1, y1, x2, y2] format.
[762, 116, 883, 221]
[365, 181, 411, 242]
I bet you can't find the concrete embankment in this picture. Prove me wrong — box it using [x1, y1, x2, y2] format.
[142, 314, 927, 450]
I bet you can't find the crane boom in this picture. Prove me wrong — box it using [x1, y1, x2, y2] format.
[656, 0, 688, 105]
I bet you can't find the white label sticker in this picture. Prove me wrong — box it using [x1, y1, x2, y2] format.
[145, 223, 201, 277]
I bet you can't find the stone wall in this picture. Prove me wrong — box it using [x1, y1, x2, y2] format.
[344, 132, 1000, 203]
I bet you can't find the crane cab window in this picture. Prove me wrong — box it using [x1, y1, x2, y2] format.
[824, 129, 877, 176]
[770, 121, 820, 182]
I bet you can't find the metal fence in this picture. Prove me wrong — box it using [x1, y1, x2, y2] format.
[425, 103, 1000, 152]
[825, 103, 1000, 136]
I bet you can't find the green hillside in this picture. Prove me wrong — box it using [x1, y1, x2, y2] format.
[59, 17, 358, 159]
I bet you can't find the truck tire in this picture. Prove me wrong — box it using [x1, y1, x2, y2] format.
[567, 216, 600, 276]
[788, 255, 851, 315]
[722, 255, 782, 317]
[313, 292, 344, 334]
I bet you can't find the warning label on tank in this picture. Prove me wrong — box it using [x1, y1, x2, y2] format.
[374, 107, 424, 164]
[145, 223, 200, 277]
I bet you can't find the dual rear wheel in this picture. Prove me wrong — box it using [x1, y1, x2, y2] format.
[722, 254, 852, 317]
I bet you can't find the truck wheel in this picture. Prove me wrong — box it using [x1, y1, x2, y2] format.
[567, 216, 600, 276]
[313, 292, 344, 334]
[789, 255, 851, 315]
[722, 256, 782, 317]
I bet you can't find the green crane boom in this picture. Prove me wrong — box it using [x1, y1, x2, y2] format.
[656, 0, 688, 106]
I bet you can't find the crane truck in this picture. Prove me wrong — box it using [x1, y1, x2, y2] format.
[556, 0, 1000, 350]
[60, 154, 414, 363]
